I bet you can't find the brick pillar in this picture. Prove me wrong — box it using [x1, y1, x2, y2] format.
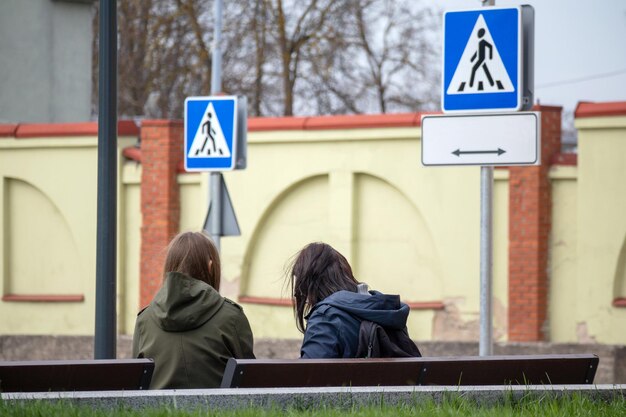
[140, 120, 183, 308]
[508, 106, 562, 341]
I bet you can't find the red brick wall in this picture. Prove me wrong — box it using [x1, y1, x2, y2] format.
[508, 107, 562, 341]
[139, 120, 183, 308]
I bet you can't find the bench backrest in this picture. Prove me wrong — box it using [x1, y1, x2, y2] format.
[0, 359, 154, 392]
[221, 354, 598, 388]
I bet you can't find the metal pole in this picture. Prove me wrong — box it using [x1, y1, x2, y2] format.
[211, 0, 222, 95]
[95, 0, 118, 359]
[209, 0, 223, 251]
[479, 0, 494, 357]
[210, 174, 222, 252]
[479, 167, 493, 356]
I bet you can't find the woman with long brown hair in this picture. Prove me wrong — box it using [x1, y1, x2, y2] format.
[288, 242, 418, 358]
[132, 231, 254, 388]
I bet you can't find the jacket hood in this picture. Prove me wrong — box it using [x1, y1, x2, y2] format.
[314, 290, 409, 330]
[150, 271, 224, 332]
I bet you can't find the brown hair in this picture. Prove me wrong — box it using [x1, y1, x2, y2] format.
[288, 242, 359, 333]
[163, 231, 221, 290]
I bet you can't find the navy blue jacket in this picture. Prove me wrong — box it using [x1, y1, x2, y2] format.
[300, 290, 410, 358]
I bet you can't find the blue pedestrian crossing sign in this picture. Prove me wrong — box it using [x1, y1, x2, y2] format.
[184, 96, 238, 171]
[442, 6, 533, 113]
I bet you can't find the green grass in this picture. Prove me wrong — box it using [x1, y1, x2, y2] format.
[1, 392, 625, 417]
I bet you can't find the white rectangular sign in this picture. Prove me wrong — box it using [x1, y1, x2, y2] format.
[421, 112, 540, 166]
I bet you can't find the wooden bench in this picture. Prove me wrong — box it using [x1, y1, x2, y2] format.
[0, 359, 154, 392]
[221, 354, 598, 388]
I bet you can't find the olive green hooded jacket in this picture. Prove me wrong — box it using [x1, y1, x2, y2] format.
[132, 272, 255, 389]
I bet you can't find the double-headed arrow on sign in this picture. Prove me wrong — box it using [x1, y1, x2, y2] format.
[452, 148, 506, 157]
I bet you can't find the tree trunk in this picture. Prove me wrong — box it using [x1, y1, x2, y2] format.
[253, 0, 267, 116]
[275, 0, 294, 116]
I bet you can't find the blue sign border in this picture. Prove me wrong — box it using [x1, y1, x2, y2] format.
[184, 96, 238, 171]
[442, 7, 521, 113]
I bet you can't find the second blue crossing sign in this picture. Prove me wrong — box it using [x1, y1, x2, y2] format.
[184, 95, 247, 171]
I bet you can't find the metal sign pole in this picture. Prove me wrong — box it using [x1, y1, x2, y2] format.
[210, 0, 223, 251]
[479, 0, 494, 357]
[479, 166, 493, 356]
[94, 0, 117, 359]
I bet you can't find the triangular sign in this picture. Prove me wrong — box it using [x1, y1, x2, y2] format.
[203, 175, 240, 237]
[447, 14, 514, 95]
[188, 102, 231, 158]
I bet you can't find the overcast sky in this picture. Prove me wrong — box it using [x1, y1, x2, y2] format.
[424, 0, 626, 111]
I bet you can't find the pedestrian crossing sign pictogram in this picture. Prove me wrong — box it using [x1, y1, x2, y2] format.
[442, 7, 524, 113]
[184, 96, 238, 171]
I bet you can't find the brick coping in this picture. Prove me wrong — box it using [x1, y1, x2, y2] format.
[0, 121, 139, 138]
[0, 105, 568, 139]
[1, 114, 425, 138]
[575, 101, 626, 118]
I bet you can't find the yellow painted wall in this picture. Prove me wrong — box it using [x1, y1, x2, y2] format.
[573, 116, 626, 344]
[218, 127, 510, 342]
[548, 165, 579, 342]
[119, 162, 141, 334]
[0, 135, 136, 335]
[1, 112, 625, 346]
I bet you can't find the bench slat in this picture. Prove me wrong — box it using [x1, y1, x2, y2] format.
[221, 354, 598, 388]
[417, 355, 598, 385]
[223, 358, 424, 388]
[0, 359, 154, 392]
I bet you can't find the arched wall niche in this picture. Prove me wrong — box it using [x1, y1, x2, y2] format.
[2, 177, 82, 296]
[240, 171, 442, 303]
[241, 174, 330, 299]
[352, 172, 443, 301]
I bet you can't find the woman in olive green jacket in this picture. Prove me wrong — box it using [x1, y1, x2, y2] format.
[132, 231, 255, 389]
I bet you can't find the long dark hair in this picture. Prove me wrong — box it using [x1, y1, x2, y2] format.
[163, 231, 221, 291]
[288, 242, 359, 333]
